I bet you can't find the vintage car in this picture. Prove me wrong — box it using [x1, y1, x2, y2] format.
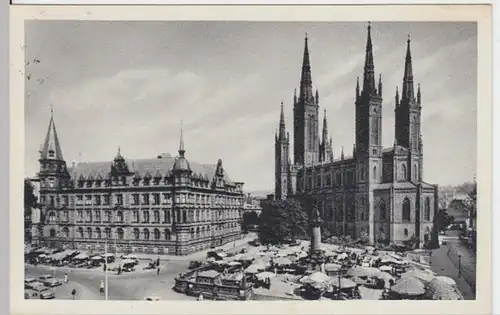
[143, 296, 160, 301]
[38, 275, 62, 287]
[24, 278, 40, 289]
[25, 283, 56, 299]
[188, 261, 203, 270]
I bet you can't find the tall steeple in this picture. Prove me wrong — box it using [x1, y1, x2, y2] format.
[279, 101, 287, 139]
[299, 33, 314, 102]
[363, 22, 376, 95]
[402, 34, 415, 101]
[40, 106, 64, 161]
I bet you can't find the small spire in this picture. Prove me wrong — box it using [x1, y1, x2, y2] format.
[279, 101, 286, 140]
[395, 86, 400, 106]
[417, 83, 421, 103]
[315, 89, 319, 103]
[50, 104, 54, 117]
[341, 146, 344, 160]
[293, 88, 297, 103]
[179, 120, 185, 157]
[402, 33, 415, 100]
[378, 73, 383, 97]
[299, 32, 314, 102]
[352, 143, 356, 158]
[363, 21, 376, 94]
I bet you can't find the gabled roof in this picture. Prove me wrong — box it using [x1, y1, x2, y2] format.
[72, 156, 234, 184]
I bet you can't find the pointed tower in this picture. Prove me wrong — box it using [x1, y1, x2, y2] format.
[319, 109, 333, 162]
[38, 108, 70, 193]
[275, 101, 290, 200]
[355, 22, 383, 182]
[173, 121, 192, 184]
[394, 35, 422, 183]
[293, 33, 320, 166]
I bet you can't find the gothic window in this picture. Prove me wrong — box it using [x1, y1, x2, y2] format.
[196, 227, 200, 238]
[153, 193, 160, 205]
[182, 210, 187, 223]
[87, 227, 92, 239]
[117, 228, 124, 240]
[116, 211, 123, 223]
[133, 211, 139, 223]
[95, 227, 102, 239]
[50, 196, 55, 207]
[373, 165, 377, 181]
[49, 229, 56, 237]
[116, 194, 123, 205]
[190, 228, 195, 239]
[143, 211, 150, 223]
[132, 194, 139, 205]
[103, 195, 110, 205]
[401, 164, 407, 180]
[77, 227, 84, 238]
[379, 200, 386, 220]
[143, 228, 150, 240]
[404, 228, 409, 237]
[413, 164, 418, 180]
[95, 195, 101, 205]
[85, 210, 92, 222]
[133, 228, 140, 240]
[95, 210, 101, 222]
[402, 197, 411, 222]
[164, 210, 171, 223]
[424, 197, 431, 221]
[62, 227, 69, 238]
[154, 228, 160, 240]
[165, 228, 171, 240]
[142, 194, 149, 205]
[154, 211, 160, 223]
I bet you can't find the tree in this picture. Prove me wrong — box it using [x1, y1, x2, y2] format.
[463, 179, 477, 229]
[428, 210, 455, 249]
[24, 179, 38, 244]
[258, 199, 309, 245]
[242, 211, 259, 232]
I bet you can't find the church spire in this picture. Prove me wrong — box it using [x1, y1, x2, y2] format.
[363, 22, 376, 95]
[179, 120, 185, 157]
[279, 101, 287, 140]
[378, 73, 383, 97]
[299, 33, 314, 102]
[322, 109, 328, 144]
[40, 106, 64, 161]
[402, 34, 415, 101]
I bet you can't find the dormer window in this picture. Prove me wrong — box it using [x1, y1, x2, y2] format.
[48, 150, 54, 158]
[86, 181, 92, 188]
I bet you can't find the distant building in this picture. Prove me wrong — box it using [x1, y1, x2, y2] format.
[274, 24, 438, 247]
[31, 112, 245, 255]
[24, 178, 41, 246]
[446, 199, 469, 227]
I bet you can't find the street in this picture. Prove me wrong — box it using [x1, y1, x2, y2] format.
[25, 234, 257, 300]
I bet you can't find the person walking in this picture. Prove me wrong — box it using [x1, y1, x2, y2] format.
[100, 280, 105, 293]
[197, 293, 204, 301]
[157, 266, 160, 276]
[64, 273, 68, 283]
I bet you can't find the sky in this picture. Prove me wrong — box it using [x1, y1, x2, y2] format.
[24, 21, 477, 193]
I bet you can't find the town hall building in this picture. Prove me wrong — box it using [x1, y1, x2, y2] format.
[274, 24, 439, 247]
[33, 115, 245, 255]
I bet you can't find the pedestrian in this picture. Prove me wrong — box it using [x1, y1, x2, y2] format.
[198, 293, 204, 301]
[64, 273, 68, 283]
[156, 257, 160, 267]
[100, 280, 104, 293]
[71, 288, 76, 300]
[157, 266, 160, 276]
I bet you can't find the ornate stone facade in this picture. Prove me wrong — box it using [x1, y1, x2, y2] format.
[275, 24, 438, 247]
[35, 116, 245, 255]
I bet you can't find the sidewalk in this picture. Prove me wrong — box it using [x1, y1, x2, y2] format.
[429, 245, 475, 300]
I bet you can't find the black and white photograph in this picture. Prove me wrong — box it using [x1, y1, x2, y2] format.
[10, 4, 492, 314]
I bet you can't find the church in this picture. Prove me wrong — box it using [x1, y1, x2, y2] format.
[274, 24, 438, 247]
[32, 115, 245, 255]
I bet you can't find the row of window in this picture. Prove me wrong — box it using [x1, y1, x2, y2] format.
[40, 193, 244, 208]
[315, 197, 433, 222]
[48, 224, 240, 241]
[301, 163, 420, 191]
[47, 208, 241, 225]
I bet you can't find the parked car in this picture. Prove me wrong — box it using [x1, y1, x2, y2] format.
[38, 275, 62, 287]
[188, 261, 203, 269]
[26, 283, 55, 299]
[144, 296, 160, 301]
[24, 278, 40, 289]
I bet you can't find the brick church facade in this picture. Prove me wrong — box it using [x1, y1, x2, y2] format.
[33, 116, 245, 255]
[275, 24, 438, 247]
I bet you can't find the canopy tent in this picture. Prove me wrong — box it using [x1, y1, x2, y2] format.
[122, 254, 138, 260]
[255, 271, 276, 280]
[299, 272, 331, 284]
[244, 264, 265, 274]
[434, 276, 457, 287]
[252, 258, 271, 267]
[227, 261, 241, 266]
[324, 263, 342, 273]
[424, 279, 464, 300]
[391, 277, 426, 296]
[346, 267, 381, 278]
[103, 253, 115, 258]
[401, 269, 435, 283]
[273, 257, 292, 266]
[73, 253, 89, 260]
[378, 265, 392, 272]
[329, 277, 357, 289]
[91, 256, 103, 260]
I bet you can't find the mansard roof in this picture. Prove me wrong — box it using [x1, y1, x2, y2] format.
[71, 156, 234, 185]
